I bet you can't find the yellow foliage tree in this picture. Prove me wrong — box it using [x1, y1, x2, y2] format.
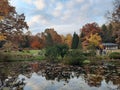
[86, 33, 101, 46]
[86, 33, 103, 49]
[60, 34, 72, 48]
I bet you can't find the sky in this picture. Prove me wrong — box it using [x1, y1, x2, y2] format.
[10, 0, 114, 35]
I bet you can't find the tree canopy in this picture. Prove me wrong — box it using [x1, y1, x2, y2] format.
[0, 0, 29, 47]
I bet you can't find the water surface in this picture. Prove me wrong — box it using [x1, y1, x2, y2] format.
[0, 61, 120, 90]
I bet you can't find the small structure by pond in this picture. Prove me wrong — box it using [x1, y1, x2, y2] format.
[102, 43, 118, 50]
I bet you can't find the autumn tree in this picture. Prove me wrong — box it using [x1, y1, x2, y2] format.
[80, 23, 102, 49]
[107, 0, 120, 47]
[45, 28, 62, 45]
[21, 35, 31, 48]
[86, 33, 102, 49]
[63, 34, 72, 48]
[71, 32, 79, 49]
[30, 35, 43, 49]
[0, 0, 29, 48]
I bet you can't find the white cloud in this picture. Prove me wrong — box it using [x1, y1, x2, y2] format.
[28, 15, 41, 26]
[22, 0, 32, 4]
[55, 2, 63, 11]
[34, 0, 45, 10]
[61, 10, 72, 21]
[66, 1, 75, 9]
[76, 0, 84, 3]
[52, 2, 63, 17]
[11, 0, 113, 35]
[80, 3, 91, 11]
[50, 24, 80, 35]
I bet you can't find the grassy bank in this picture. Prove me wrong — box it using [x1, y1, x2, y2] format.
[0, 50, 45, 62]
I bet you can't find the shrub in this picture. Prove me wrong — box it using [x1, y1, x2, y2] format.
[45, 44, 69, 62]
[109, 52, 120, 59]
[83, 60, 91, 64]
[45, 46, 58, 62]
[66, 50, 87, 66]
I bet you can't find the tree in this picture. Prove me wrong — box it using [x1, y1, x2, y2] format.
[45, 45, 58, 62]
[45, 32, 53, 47]
[71, 32, 79, 49]
[80, 23, 102, 49]
[56, 44, 69, 60]
[80, 22, 101, 37]
[0, 0, 29, 47]
[107, 0, 120, 46]
[30, 35, 43, 49]
[21, 35, 31, 48]
[45, 44, 69, 61]
[86, 33, 102, 49]
[64, 34, 72, 48]
[0, 0, 14, 19]
[45, 28, 62, 44]
[100, 24, 115, 43]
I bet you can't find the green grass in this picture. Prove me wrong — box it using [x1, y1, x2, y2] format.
[0, 50, 45, 61]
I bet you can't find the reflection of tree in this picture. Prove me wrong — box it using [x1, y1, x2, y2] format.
[0, 62, 120, 89]
[0, 62, 31, 89]
[105, 76, 120, 86]
[84, 74, 103, 87]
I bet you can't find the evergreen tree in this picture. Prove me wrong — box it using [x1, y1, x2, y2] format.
[100, 24, 115, 43]
[45, 33, 53, 47]
[71, 32, 79, 49]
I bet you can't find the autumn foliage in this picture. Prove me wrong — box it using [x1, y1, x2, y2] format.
[80, 23, 102, 49]
[61, 34, 72, 48]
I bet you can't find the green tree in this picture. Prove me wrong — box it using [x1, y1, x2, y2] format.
[45, 44, 69, 61]
[71, 32, 79, 49]
[107, 0, 120, 46]
[45, 46, 58, 62]
[100, 24, 108, 42]
[78, 37, 82, 49]
[100, 24, 115, 43]
[45, 32, 53, 47]
[66, 50, 86, 66]
[56, 44, 69, 60]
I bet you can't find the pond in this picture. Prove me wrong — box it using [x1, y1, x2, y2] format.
[0, 61, 120, 90]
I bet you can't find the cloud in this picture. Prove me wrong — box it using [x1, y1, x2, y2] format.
[52, 2, 63, 17]
[22, 0, 32, 4]
[28, 14, 50, 27]
[11, 0, 114, 35]
[50, 24, 81, 35]
[34, 0, 45, 10]
[76, 0, 84, 3]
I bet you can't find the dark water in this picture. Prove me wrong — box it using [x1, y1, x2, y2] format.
[0, 61, 120, 90]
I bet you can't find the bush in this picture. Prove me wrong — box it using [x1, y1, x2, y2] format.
[83, 60, 91, 64]
[45, 46, 58, 62]
[65, 50, 87, 66]
[45, 44, 69, 62]
[109, 52, 120, 59]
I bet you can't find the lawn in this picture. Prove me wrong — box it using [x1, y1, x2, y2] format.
[0, 49, 46, 61]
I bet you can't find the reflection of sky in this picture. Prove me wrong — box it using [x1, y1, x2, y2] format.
[17, 73, 119, 90]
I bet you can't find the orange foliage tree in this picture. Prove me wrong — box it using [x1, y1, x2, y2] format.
[45, 28, 62, 44]
[80, 23, 102, 49]
[30, 35, 43, 49]
[0, 0, 29, 48]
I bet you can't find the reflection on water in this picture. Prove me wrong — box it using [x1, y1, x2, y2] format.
[0, 61, 120, 90]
